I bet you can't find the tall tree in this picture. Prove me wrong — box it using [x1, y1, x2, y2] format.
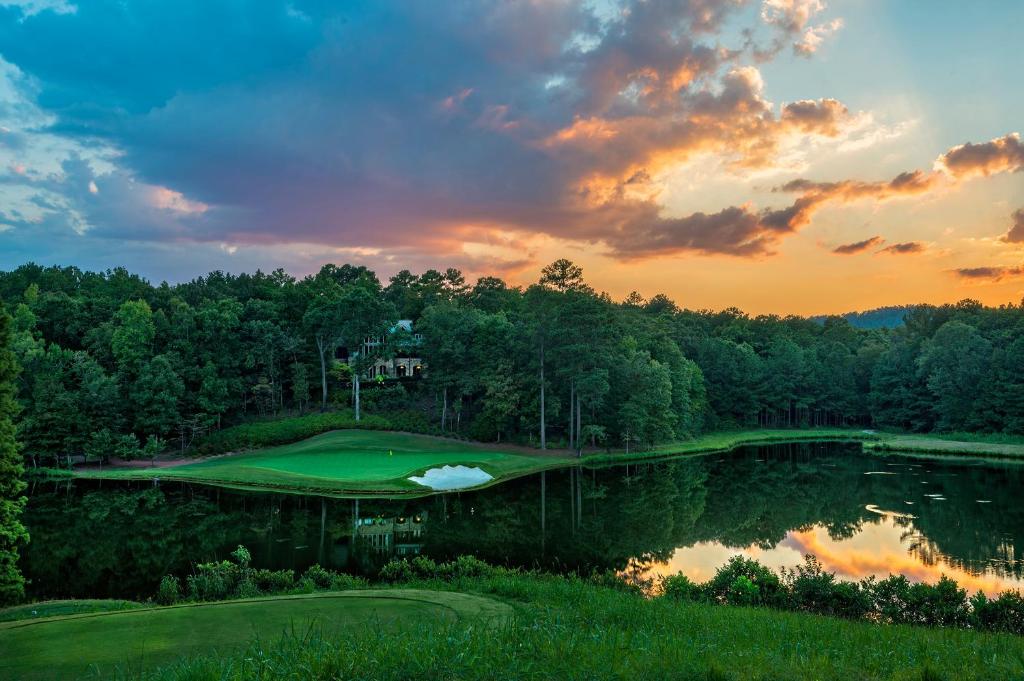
[0, 302, 28, 605]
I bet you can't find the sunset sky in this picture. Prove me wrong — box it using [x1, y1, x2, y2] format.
[0, 1, 1021, 314]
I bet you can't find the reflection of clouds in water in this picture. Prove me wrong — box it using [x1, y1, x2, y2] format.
[640, 518, 1024, 597]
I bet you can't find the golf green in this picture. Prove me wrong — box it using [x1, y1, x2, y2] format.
[0, 589, 510, 680]
[77, 429, 570, 495]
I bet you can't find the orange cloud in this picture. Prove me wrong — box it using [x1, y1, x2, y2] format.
[1002, 208, 1024, 244]
[832, 236, 884, 254]
[879, 241, 926, 255]
[937, 132, 1024, 179]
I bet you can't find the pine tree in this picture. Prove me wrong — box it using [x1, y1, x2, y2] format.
[0, 302, 28, 605]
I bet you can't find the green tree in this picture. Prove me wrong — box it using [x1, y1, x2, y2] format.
[132, 355, 185, 437]
[0, 302, 28, 604]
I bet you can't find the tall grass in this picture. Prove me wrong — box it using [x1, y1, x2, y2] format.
[139, 572, 1023, 681]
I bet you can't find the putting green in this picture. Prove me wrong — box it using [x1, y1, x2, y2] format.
[0, 589, 510, 680]
[78, 430, 571, 496]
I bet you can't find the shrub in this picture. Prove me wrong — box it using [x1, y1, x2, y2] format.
[187, 560, 238, 601]
[905, 576, 970, 628]
[194, 413, 393, 456]
[252, 568, 295, 593]
[378, 555, 498, 583]
[156, 575, 181, 605]
[330, 572, 369, 591]
[302, 564, 334, 590]
[661, 573, 702, 602]
[785, 555, 872, 619]
[705, 556, 786, 608]
[971, 590, 1024, 635]
[870, 574, 912, 624]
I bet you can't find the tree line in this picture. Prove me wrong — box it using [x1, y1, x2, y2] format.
[1, 259, 1023, 471]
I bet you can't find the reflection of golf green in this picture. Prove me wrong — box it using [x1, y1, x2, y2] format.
[0, 590, 510, 680]
[77, 429, 570, 495]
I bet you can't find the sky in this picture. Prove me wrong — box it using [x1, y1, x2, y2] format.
[0, 0, 1021, 314]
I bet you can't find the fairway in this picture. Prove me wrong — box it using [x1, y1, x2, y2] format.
[78, 430, 571, 495]
[0, 589, 510, 681]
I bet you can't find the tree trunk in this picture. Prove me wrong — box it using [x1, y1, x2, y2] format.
[539, 343, 546, 450]
[354, 371, 361, 421]
[576, 392, 582, 457]
[441, 386, 448, 431]
[317, 337, 328, 412]
[568, 379, 575, 452]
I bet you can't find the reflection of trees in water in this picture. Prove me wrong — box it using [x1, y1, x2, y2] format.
[20, 444, 1024, 599]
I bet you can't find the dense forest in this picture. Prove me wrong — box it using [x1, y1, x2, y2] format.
[1, 259, 1023, 468]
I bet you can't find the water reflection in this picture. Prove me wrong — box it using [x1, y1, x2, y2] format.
[20, 442, 1024, 600]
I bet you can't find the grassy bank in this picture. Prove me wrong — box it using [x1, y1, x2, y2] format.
[75, 429, 572, 496]
[17, 572, 1022, 681]
[0, 589, 509, 681]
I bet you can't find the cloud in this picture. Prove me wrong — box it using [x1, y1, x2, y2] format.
[1002, 208, 1024, 244]
[781, 98, 849, 136]
[878, 241, 925, 255]
[760, 0, 842, 56]
[936, 133, 1024, 179]
[832, 236, 884, 254]
[952, 265, 1024, 282]
[0, 0, 1014, 277]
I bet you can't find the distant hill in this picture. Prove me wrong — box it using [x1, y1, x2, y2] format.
[811, 305, 917, 329]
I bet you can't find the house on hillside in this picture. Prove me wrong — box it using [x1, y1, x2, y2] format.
[335, 319, 424, 378]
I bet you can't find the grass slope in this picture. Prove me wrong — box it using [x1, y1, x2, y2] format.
[93, 574, 1024, 681]
[76, 430, 572, 496]
[0, 589, 509, 681]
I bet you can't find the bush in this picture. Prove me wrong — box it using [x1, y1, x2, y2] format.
[156, 575, 181, 605]
[302, 564, 334, 590]
[785, 556, 872, 619]
[359, 383, 410, 411]
[971, 590, 1024, 635]
[187, 560, 239, 601]
[705, 556, 786, 608]
[661, 573, 702, 602]
[252, 568, 295, 593]
[870, 574, 912, 624]
[194, 413, 393, 456]
[905, 576, 970, 628]
[377, 555, 498, 582]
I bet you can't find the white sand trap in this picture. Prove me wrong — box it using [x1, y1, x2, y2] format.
[409, 465, 494, 490]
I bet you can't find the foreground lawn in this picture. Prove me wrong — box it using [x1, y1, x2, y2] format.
[0, 589, 509, 680]
[66, 574, 1024, 681]
[76, 430, 571, 496]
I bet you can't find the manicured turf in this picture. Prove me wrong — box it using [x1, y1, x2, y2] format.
[0, 589, 509, 681]
[0, 599, 143, 623]
[75, 427, 1024, 497]
[864, 433, 1024, 459]
[77, 430, 571, 496]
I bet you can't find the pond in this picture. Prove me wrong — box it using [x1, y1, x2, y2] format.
[19, 442, 1024, 600]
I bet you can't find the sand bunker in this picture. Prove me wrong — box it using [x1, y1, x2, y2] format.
[409, 465, 494, 490]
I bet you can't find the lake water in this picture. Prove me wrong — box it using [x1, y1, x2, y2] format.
[19, 442, 1024, 600]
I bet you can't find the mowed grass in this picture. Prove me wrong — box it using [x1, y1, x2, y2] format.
[77, 430, 571, 496]
[0, 589, 509, 681]
[0, 599, 143, 623]
[589, 428, 1024, 465]
[864, 433, 1024, 460]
